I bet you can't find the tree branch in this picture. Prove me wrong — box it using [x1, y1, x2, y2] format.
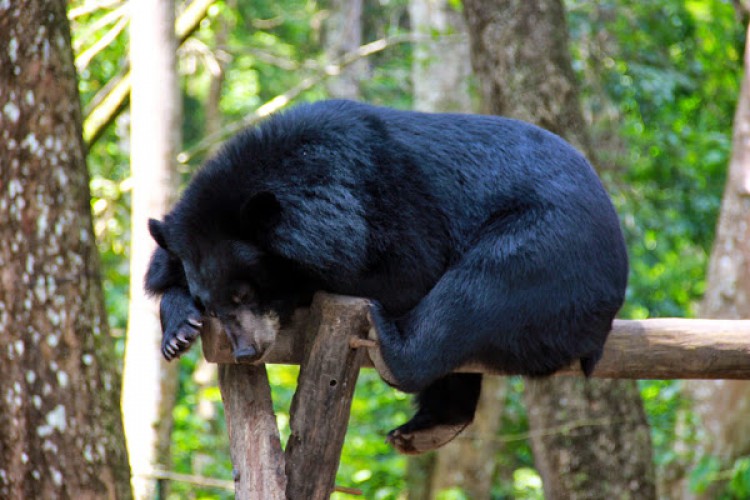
[83, 0, 217, 147]
[75, 14, 128, 72]
[176, 33, 431, 164]
[68, 0, 124, 20]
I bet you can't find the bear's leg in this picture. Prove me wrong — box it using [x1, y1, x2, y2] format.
[368, 228, 546, 453]
[369, 215, 606, 389]
[366, 246, 501, 453]
[368, 256, 505, 394]
[160, 287, 204, 360]
[386, 373, 481, 454]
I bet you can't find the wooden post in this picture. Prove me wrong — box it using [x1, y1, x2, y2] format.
[284, 294, 371, 499]
[217, 361, 286, 499]
[211, 293, 370, 499]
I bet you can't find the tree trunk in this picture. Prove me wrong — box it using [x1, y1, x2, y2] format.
[120, 1, 181, 498]
[430, 380, 506, 497]
[409, 0, 472, 113]
[323, 0, 364, 99]
[0, 0, 132, 497]
[681, 21, 750, 500]
[463, 1, 656, 498]
[408, 2, 504, 497]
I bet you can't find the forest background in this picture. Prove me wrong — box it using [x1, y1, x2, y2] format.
[4, 0, 749, 498]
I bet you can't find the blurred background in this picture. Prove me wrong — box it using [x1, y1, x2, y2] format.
[41, 0, 750, 498]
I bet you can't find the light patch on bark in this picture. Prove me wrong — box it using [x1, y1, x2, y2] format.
[57, 371, 69, 388]
[3, 101, 19, 121]
[46, 404, 67, 432]
[8, 37, 17, 62]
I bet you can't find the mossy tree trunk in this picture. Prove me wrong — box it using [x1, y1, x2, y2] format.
[463, 1, 657, 498]
[0, 0, 132, 497]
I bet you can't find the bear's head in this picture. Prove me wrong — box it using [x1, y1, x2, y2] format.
[148, 213, 282, 364]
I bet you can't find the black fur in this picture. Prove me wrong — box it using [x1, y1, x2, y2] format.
[144, 100, 628, 451]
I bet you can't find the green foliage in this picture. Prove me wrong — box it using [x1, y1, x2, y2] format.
[726, 457, 750, 498]
[333, 371, 411, 498]
[512, 467, 544, 499]
[689, 455, 722, 494]
[568, 1, 744, 496]
[568, 0, 741, 319]
[70, 2, 132, 348]
[71, 0, 746, 497]
[638, 380, 697, 469]
[434, 487, 469, 500]
[685, 455, 750, 499]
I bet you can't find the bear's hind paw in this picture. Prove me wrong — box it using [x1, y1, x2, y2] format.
[386, 421, 469, 455]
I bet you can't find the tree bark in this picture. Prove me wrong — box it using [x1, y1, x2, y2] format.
[463, 1, 656, 498]
[0, 0, 132, 497]
[323, 0, 364, 99]
[680, 20, 750, 500]
[409, 0, 472, 113]
[120, 1, 180, 498]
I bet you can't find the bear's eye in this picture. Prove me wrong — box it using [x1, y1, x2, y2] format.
[231, 285, 254, 305]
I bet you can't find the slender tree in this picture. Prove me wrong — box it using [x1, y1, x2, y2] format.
[0, 0, 131, 497]
[323, 0, 364, 99]
[462, 1, 656, 498]
[120, 0, 181, 498]
[681, 20, 750, 500]
[410, 0, 472, 113]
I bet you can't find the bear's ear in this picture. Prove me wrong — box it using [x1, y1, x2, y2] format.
[241, 191, 282, 221]
[242, 191, 281, 216]
[148, 218, 170, 250]
[240, 191, 283, 241]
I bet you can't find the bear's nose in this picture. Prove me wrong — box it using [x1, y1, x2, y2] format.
[233, 346, 259, 363]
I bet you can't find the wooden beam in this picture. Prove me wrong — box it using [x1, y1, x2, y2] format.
[202, 295, 750, 380]
[217, 363, 286, 499]
[283, 294, 370, 498]
[566, 318, 750, 379]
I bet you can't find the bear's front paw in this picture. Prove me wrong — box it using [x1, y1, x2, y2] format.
[159, 290, 205, 361]
[161, 315, 203, 361]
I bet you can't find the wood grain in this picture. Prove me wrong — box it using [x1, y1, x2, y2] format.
[218, 363, 286, 499]
[283, 294, 371, 499]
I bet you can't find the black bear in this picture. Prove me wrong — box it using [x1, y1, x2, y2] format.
[145, 99, 628, 454]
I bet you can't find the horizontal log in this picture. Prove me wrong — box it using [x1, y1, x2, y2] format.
[201, 295, 750, 380]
